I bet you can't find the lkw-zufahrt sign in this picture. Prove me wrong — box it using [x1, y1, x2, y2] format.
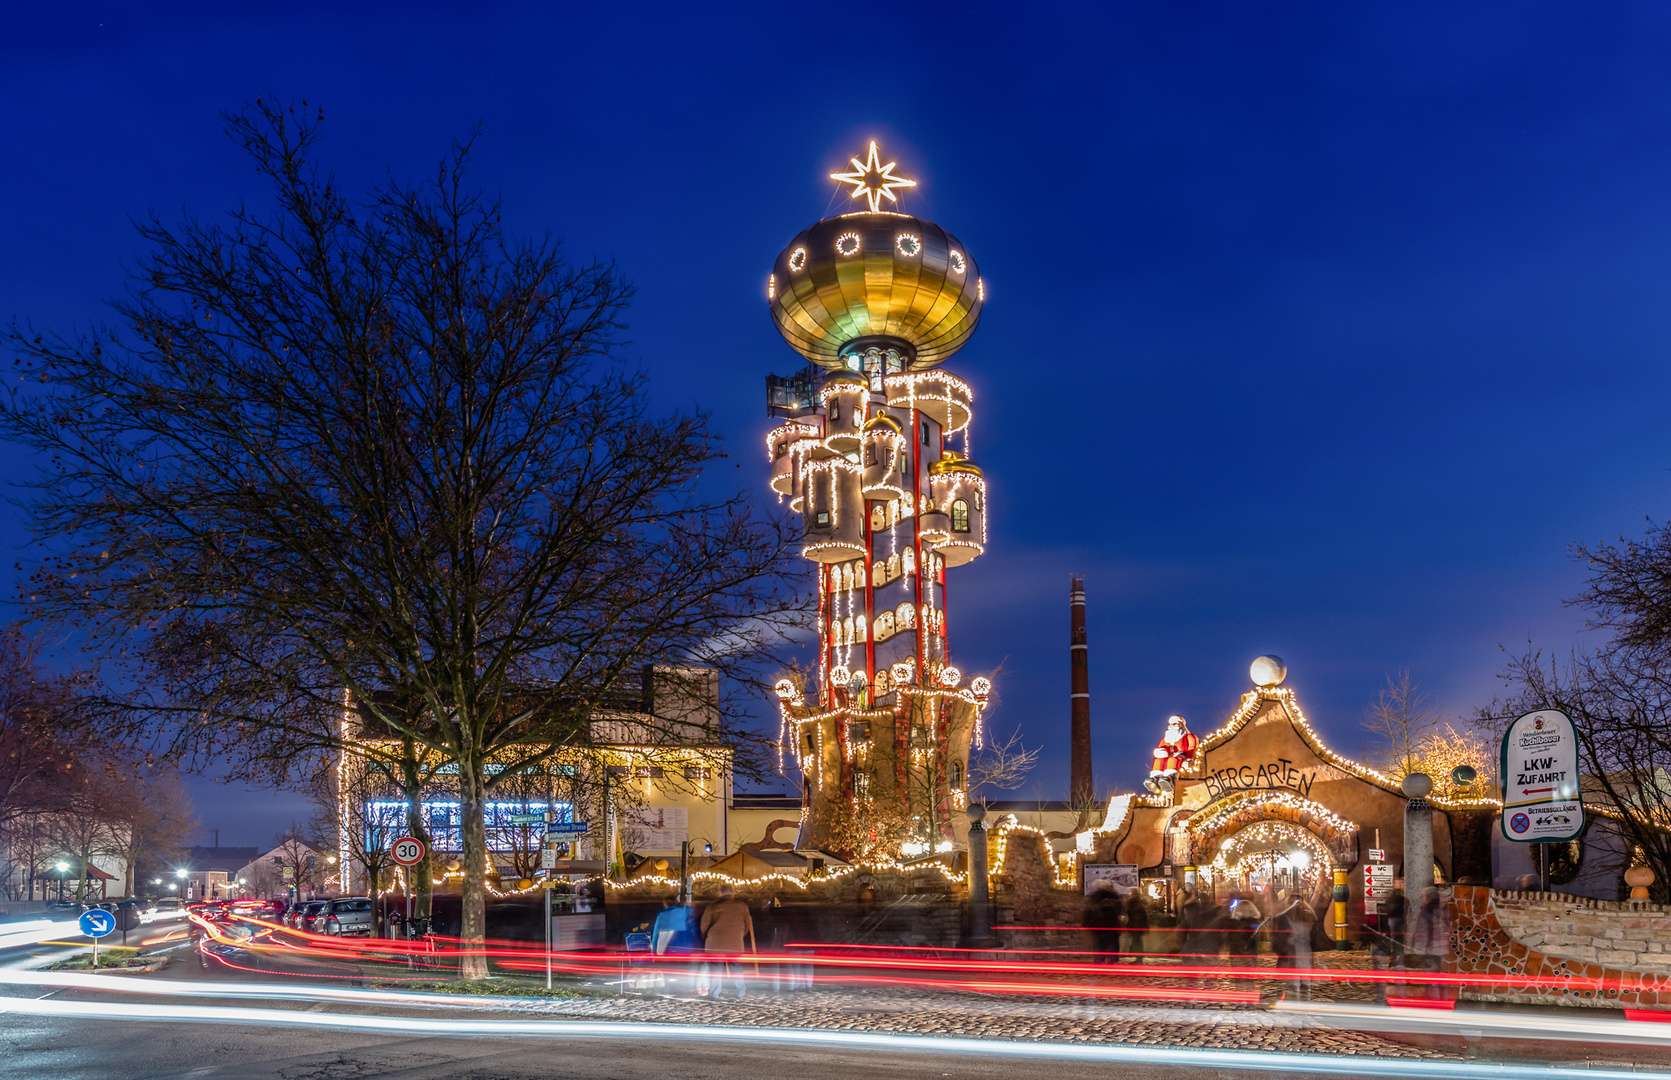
[1500, 708, 1585, 843]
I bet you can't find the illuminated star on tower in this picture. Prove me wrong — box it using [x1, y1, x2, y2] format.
[830, 141, 917, 213]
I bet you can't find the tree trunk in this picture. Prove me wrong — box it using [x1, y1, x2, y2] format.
[458, 759, 490, 979]
[405, 794, 434, 928]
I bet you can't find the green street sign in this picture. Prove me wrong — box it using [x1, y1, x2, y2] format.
[508, 813, 546, 824]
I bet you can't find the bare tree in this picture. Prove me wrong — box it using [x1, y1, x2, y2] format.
[1364, 669, 1439, 780]
[2, 102, 801, 975]
[967, 726, 1041, 803]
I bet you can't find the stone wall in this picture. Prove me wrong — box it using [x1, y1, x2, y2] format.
[1489, 888, 1671, 975]
[1450, 885, 1671, 1009]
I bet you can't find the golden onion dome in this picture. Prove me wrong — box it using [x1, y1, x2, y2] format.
[861, 413, 903, 435]
[770, 212, 982, 370]
[929, 451, 984, 477]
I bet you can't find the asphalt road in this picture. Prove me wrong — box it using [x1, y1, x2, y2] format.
[0, 1009, 1582, 1080]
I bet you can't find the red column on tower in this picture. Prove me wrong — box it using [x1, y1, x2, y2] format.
[1069, 575, 1092, 804]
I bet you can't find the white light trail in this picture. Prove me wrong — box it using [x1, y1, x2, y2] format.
[3, 976, 1671, 1076]
[0, 919, 83, 951]
[0, 992, 1665, 1079]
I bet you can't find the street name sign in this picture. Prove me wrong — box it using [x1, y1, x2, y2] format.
[78, 909, 116, 938]
[509, 813, 546, 825]
[547, 824, 589, 841]
[390, 836, 426, 867]
[1500, 709, 1586, 842]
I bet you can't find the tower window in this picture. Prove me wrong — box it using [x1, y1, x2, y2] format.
[815, 511, 830, 527]
[951, 760, 964, 790]
[830, 401, 841, 423]
[922, 421, 931, 446]
[951, 499, 970, 533]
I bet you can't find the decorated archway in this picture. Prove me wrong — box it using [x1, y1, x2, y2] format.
[1185, 792, 1359, 910]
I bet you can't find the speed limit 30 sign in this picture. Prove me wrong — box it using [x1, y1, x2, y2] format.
[391, 836, 426, 866]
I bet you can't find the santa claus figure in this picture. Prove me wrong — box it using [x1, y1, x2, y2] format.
[1144, 714, 1199, 794]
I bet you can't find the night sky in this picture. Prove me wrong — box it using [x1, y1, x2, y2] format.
[7, 4, 1671, 847]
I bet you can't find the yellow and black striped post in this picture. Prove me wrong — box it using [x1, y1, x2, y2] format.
[1332, 866, 1350, 948]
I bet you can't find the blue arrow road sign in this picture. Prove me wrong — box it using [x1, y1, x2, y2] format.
[78, 909, 116, 938]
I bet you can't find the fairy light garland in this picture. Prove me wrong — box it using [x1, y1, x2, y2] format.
[1196, 687, 1504, 811]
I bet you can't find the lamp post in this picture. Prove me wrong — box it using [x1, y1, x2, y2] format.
[55, 861, 69, 904]
[175, 867, 189, 901]
[966, 803, 995, 947]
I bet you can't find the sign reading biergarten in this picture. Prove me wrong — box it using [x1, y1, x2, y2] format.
[1499, 708, 1585, 842]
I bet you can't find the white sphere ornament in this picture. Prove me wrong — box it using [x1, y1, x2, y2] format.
[1249, 655, 1287, 687]
[1401, 772, 1433, 799]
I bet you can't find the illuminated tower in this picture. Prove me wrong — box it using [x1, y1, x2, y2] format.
[766, 143, 992, 854]
[1069, 576, 1092, 804]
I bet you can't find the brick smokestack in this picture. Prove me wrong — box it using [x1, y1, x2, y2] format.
[1069, 575, 1092, 804]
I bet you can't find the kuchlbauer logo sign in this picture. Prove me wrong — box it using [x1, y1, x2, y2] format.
[1499, 708, 1585, 842]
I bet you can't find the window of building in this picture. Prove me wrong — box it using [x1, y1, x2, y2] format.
[684, 766, 711, 780]
[830, 400, 841, 423]
[634, 767, 664, 778]
[815, 511, 830, 527]
[951, 760, 964, 790]
[775, 441, 788, 459]
[922, 421, 931, 445]
[854, 770, 870, 798]
[951, 498, 970, 533]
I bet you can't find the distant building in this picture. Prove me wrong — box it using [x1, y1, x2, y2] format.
[175, 846, 259, 901]
[236, 839, 327, 899]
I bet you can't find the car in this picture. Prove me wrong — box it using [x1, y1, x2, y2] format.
[151, 897, 184, 916]
[318, 897, 374, 937]
[291, 899, 329, 932]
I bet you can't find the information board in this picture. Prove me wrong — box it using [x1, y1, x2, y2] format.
[1500, 709, 1586, 842]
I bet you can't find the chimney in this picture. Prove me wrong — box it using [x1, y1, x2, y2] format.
[1070, 575, 1092, 804]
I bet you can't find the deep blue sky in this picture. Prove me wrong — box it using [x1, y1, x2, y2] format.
[6, 4, 1671, 847]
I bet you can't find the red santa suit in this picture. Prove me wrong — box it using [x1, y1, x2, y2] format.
[1146, 715, 1199, 792]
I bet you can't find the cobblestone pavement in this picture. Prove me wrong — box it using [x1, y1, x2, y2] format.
[426, 962, 1461, 1061]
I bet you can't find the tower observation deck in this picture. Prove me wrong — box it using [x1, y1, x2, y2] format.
[763, 143, 994, 854]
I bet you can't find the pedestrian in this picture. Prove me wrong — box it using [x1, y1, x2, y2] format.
[651, 897, 698, 993]
[1370, 887, 1407, 1002]
[1406, 886, 1450, 1000]
[698, 884, 756, 998]
[1280, 898, 1316, 1000]
[1084, 886, 1123, 963]
[1122, 890, 1150, 965]
[1226, 893, 1260, 967]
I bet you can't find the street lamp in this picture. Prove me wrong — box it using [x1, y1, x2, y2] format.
[54, 861, 69, 904]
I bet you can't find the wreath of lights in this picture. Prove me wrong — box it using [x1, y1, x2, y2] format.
[949, 250, 967, 275]
[938, 666, 962, 688]
[788, 246, 807, 272]
[895, 233, 922, 257]
[835, 232, 862, 257]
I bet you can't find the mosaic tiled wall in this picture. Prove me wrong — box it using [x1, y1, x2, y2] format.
[1451, 885, 1671, 1008]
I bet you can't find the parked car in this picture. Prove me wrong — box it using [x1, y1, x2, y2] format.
[290, 899, 329, 932]
[319, 897, 374, 937]
[150, 897, 184, 918]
